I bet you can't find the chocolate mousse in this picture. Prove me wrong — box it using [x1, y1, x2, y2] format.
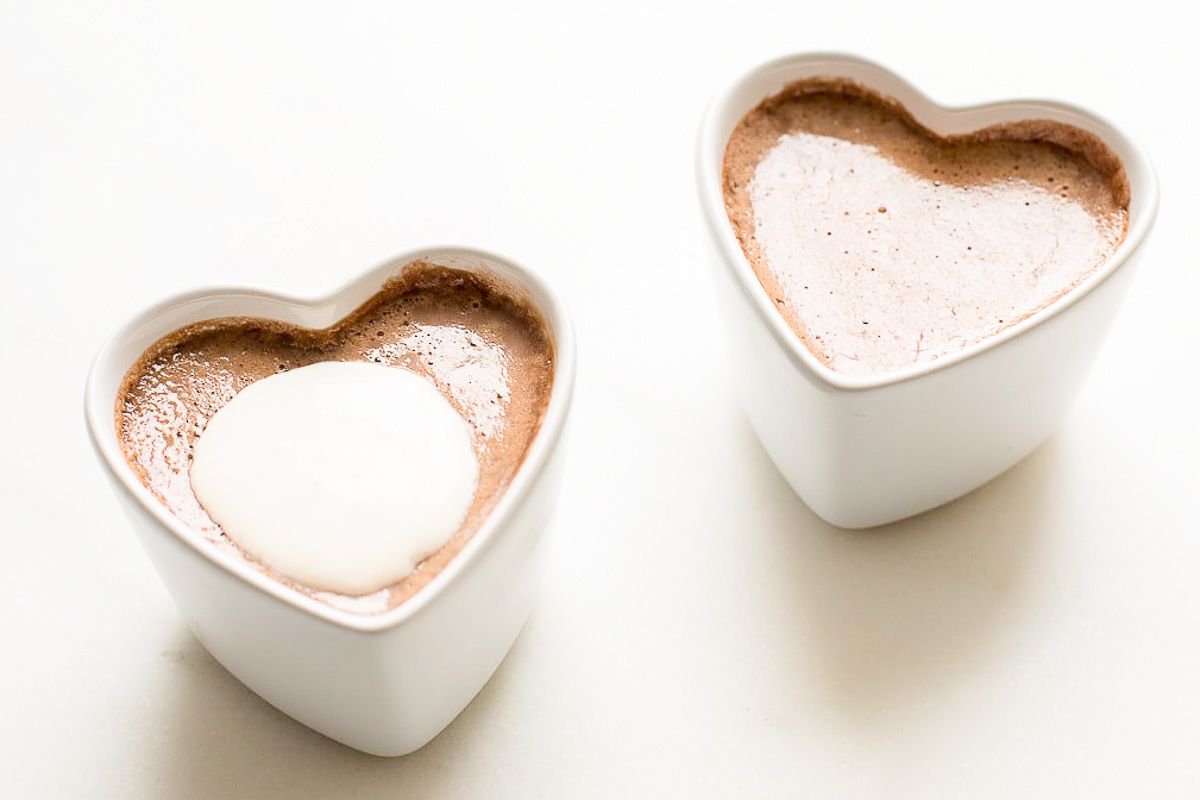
[722, 78, 1129, 376]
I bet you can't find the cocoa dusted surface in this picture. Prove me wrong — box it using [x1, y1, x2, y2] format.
[117, 263, 554, 614]
[723, 78, 1130, 376]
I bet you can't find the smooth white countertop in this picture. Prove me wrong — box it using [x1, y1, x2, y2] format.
[2, 2, 1196, 796]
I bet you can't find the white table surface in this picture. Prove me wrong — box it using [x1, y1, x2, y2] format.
[2, 1, 1197, 796]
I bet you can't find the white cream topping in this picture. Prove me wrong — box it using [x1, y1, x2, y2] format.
[189, 361, 478, 595]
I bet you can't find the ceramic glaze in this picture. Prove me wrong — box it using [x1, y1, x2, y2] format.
[85, 247, 576, 755]
[697, 53, 1158, 527]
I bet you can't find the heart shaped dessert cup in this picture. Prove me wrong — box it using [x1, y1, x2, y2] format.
[697, 53, 1158, 528]
[85, 246, 575, 755]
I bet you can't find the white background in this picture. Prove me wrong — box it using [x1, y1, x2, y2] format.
[2, 1, 1197, 796]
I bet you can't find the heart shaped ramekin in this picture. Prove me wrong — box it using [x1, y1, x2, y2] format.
[697, 53, 1158, 528]
[84, 246, 575, 756]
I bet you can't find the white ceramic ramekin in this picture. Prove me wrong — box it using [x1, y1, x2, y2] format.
[85, 246, 575, 756]
[697, 53, 1158, 528]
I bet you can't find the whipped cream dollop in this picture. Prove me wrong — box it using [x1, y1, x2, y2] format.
[190, 361, 478, 595]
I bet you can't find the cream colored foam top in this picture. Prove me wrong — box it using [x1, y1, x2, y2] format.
[190, 361, 478, 595]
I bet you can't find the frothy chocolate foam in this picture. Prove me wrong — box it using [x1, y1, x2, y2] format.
[722, 78, 1129, 376]
[117, 263, 555, 614]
